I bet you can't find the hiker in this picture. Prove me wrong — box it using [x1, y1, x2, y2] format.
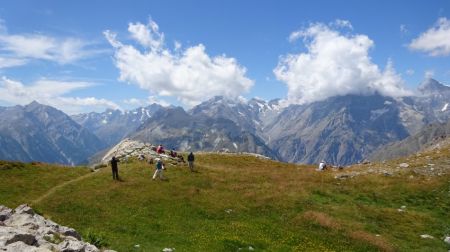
[156, 144, 165, 154]
[317, 160, 327, 171]
[153, 158, 165, 180]
[111, 156, 120, 180]
[187, 152, 195, 172]
[177, 154, 185, 163]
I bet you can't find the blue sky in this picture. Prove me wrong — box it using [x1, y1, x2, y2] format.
[0, 0, 449, 113]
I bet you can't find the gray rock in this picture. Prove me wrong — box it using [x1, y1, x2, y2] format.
[4, 212, 42, 230]
[57, 240, 85, 252]
[15, 204, 35, 215]
[84, 243, 100, 252]
[0, 227, 37, 246]
[399, 163, 409, 168]
[444, 236, 450, 244]
[3, 241, 41, 252]
[0, 205, 111, 252]
[58, 226, 81, 240]
[0, 205, 13, 222]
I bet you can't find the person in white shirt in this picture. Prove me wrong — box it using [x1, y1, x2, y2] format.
[317, 160, 327, 171]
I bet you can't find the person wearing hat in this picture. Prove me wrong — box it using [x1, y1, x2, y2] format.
[153, 158, 165, 180]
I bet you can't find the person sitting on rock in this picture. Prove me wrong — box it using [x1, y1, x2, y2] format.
[317, 160, 327, 171]
[156, 144, 165, 154]
[177, 154, 185, 163]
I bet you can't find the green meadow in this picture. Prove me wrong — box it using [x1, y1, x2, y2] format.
[1, 152, 450, 251]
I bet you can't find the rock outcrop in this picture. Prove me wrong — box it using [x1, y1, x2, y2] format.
[0, 204, 116, 252]
[100, 138, 185, 166]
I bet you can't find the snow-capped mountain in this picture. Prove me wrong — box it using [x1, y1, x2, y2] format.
[189, 96, 283, 140]
[413, 78, 450, 124]
[159, 78, 450, 165]
[0, 101, 105, 165]
[72, 104, 164, 147]
[130, 106, 279, 159]
[4, 78, 450, 166]
[264, 94, 411, 165]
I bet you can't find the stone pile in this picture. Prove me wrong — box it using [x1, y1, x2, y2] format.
[101, 138, 183, 165]
[0, 204, 116, 252]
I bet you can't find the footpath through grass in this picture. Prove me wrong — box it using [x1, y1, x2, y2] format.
[1, 154, 450, 251]
[0, 160, 89, 208]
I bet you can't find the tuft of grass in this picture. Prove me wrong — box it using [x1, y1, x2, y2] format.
[43, 232, 63, 244]
[84, 229, 109, 248]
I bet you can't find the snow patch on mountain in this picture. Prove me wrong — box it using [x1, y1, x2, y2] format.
[370, 108, 389, 120]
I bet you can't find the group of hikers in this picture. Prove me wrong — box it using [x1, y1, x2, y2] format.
[109, 147, 196, 181]
[110, 146, 337, 181]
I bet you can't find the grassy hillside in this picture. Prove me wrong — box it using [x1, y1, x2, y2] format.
[0, 160, 89, 207]
[1, 152, 450, 251]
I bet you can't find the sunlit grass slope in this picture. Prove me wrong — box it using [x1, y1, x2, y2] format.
[0, 160, 89, 208]
[1, 152, 450, 251]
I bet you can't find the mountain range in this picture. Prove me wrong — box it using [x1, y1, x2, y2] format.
[71, 104, 164, 147]
[0, 102, 104, 165]
[2, 78, 450, 166]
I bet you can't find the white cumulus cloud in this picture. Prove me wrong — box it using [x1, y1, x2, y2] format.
[0, 19, 106, 66]
[0, 76, 120, 114]
[409, 17, 450, 56]
[104, 19, 254, 107]
[274, 21, 412, 105]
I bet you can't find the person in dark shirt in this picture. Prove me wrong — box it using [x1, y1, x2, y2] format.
[153, 158, 165, 180]
[187, 152, 195, 172]
[111, 156, 120, 180]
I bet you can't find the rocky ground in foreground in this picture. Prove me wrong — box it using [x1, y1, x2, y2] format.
[0, 204, 116, 252]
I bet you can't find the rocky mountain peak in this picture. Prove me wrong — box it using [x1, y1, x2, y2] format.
[26, 100, 41, 108]
[418, 78, 450, 94]
[0, 102, 105, 165]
